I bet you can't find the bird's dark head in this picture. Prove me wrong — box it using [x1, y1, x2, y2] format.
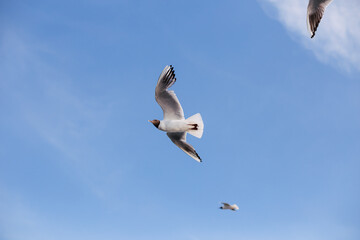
[219, 206, 223, 209]
[148, 119, 160, 128]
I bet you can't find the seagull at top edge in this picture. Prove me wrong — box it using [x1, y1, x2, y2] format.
[307, 0, 334, 38]
[149, 65, 204, 162]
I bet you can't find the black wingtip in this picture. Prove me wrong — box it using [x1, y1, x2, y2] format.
[196, 153, 202, 162]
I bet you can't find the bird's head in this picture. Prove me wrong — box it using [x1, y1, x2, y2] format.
[219, 206, 223, 209]
[148, 119, 160, 128]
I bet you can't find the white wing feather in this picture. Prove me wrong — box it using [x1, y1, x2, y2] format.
[155, 65, 184, 120]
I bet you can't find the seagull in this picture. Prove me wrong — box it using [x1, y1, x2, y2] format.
[220, 202, 239, 211]
[149, 65, 204, 162]
[307, 0, 333, 38]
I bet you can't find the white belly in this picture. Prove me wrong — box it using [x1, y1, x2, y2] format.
[159, 120, 189, 132]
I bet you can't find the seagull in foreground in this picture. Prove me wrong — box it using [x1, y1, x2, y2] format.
[149, 65, 204, 162]
[220, 202, 239, 211]
[307, 0, 333, 38]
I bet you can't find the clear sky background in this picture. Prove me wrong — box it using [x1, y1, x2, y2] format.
[1, 1, 359, 240]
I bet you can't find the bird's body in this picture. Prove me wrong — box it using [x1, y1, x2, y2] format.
[149, 65, 204, 162]
[220, 202, 239, 211]
[307, 0, 333, 38]
[158, 120, 191, 133]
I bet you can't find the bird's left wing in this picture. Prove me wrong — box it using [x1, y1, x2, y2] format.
[155, 65, 185, 120]
[167, 132, 202, 162]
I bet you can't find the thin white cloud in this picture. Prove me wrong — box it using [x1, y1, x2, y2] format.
[0, 29, 125, 203]
[260, 0, 360, 71]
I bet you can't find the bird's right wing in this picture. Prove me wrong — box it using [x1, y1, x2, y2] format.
[221, 202, 231, 207]
[307, 0, 333, 38]
[167, 132, 202, 162]
[155, 65, 185, 120]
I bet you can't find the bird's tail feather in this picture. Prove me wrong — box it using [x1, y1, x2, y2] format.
[186, 113, 204, 138]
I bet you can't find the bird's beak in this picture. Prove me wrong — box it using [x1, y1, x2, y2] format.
[148, 120, 153, 123]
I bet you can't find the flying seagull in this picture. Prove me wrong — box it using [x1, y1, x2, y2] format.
[220, 202, 239, 211]
[307, 0, 333, 38]
[149, 65, 204, 162]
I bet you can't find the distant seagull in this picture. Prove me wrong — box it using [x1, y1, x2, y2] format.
[307, 0, 333, 38]
[220, 202, 239, 211]
[149, 65, 204, 162]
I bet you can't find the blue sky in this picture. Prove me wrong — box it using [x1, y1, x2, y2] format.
[1, 0, 359, 239]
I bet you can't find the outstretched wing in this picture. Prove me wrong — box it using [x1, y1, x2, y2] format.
[307, 0, 333, 38]
[221, 202, 231, 207]
[167, 132, 202, 162]
[155, 65, 184, 120]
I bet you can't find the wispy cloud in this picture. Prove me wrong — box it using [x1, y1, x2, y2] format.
[0, 29, 125, 202]
[260, 0, 360, 72]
